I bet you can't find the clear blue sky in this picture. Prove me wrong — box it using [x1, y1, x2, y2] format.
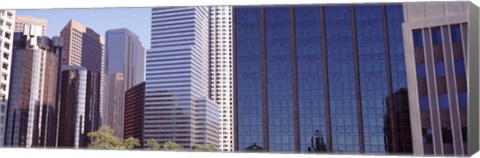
[16, 8, 151, 49]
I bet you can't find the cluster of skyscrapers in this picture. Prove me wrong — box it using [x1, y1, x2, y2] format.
[0, 1, 471, 157]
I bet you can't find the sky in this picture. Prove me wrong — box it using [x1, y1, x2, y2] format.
[16, 7, 152, 49]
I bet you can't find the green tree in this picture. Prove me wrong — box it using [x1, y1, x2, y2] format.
[124, 137, 141, 149]
[192, 144, 217, 152]
[147, 139, 161, 150]
[87, 126, 140, 150]
[163, 141, 183, 151]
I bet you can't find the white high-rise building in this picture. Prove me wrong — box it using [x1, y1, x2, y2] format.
[145, 7, 220, 149]
[0, 10, 15, 146]
[209, 6, 234, 152]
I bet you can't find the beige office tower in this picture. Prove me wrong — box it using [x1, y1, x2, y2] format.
[0, 10, 15, 147]
[209, 6, 234, 152]
[14, 15, 48, 36]
[60, 19, 105, 122]
[403, 1, 469, 156]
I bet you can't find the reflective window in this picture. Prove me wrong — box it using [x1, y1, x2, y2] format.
[454, 60, 466, 76]
[435, 62, 446, 77]
[265, 6, 295, 152]
[422, 128, 433, 144]
[419, 96, 429, 111]
[451, 25, 462, 43]
[356, 4, 388, 154]
[325, 5, 360, 153]
[438, 94, 449, 109]
[235, 7, 265, 151]
[458, 92, 467, 109]
[441, 128, 453, 143]
[431, 27, 442, 45]
[294, 6, 328, 153]
[413, 30, 423, 47]
[416, 64, 426, 78]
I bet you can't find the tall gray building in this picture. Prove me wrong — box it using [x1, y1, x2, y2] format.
[402, 2, 468, 156]
[144, 7, 220, 149]
[104, 28, 145, 138]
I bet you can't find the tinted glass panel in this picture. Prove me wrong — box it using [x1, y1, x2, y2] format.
[416, 64, 426, 78]
[458, 92, 467, 109]
[435, 62, 446, 77]
[451, 25, 462, 43]
[431, 27, 442, 45]
[419, 96, 429, 111]
[438, 94, 449, 109]
[413, 30, 423, 47]
[454, 60, 466, 76]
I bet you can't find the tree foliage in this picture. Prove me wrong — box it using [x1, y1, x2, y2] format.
[147, 139, 161, 150]
[87, 125, 140, 150]
[192, 144, 217, 152]
[163, 141, 183, 151]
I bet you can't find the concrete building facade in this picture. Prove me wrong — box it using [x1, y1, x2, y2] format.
[402, 2, 469, 156]
[14, 15, 47, 36]
[209, 6, 234, 152]
[0, 10, 15, 146]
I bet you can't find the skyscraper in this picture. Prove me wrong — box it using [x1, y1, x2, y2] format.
[60, 19, 105, 122]
[402, 2, 469, 156]
[384, 88, 412, 154]
[104, 28, 145, 138]
[124, 82, 145, 148]
[57, 65, 101, 148]
[145, 7, 220, 149]
[106, 72, 124, 138]
[4, 25, 59, 147]
[209, 6, 234, 152]
[14, 15, 48, 36]
[233, 4, 409, 154]
[0, 10, 15, 146]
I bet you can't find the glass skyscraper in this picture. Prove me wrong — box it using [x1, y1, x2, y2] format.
[57, 65, 101, 148]
[4, 26, 59, 147]
[144, 7, 220, 149]
[233, 4, 411, 154]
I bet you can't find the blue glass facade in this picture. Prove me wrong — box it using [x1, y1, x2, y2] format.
[235, 7, 265, 151]
[234, 4, 410, 154]
[324, 5, 360, 153]
[265, 7, 295, 152]
[294, 6, 327, 153]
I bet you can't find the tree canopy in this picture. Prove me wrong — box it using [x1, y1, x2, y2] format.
[192, 144, 217, 152]
[87, 126, 140, 150]
[147, 139, 161, 150]
[163, 141, 183, 151]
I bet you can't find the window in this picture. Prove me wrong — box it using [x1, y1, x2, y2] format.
[454, 60, 466, 76]
[435, 62, 446, 77]
[451, 25, 462, 43]
[431, 27, 442, 45]
[458, 93, 467, 109]
[419, 96, 429, 111]
[416, 64, 426, 78]
[413, 30, 423, 47]
[442, 128, 453, 143]
[422, 128, 433, 144]
[438, 94, 449, 109]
